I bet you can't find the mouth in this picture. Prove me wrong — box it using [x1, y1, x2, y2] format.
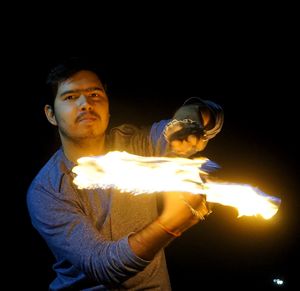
[79, 116, 97, 122]
[77, 113, 100, 123]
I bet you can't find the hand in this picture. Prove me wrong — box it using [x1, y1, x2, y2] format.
[159, 192, 210, 234]
[170, 134, 208, 157]
[164, 119, 208, 157]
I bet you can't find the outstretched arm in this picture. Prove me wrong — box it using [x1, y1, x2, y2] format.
[108, 97, 223, 158]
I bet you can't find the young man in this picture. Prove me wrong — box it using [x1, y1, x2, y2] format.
[27, 58, 224, 290]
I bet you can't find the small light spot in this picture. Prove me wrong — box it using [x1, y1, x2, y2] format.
[273, 278, 284, 285]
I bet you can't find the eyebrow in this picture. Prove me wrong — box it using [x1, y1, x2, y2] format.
[59, 87, 105, 97]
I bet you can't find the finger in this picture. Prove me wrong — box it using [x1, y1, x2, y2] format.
[187, 134, 198, 146]
[197, 200, 213, 218]
[167, 123, 204, 143]
[170, 140, 183, 150]
[181, 192, 205, 208]
[170, 140, 192, 155]
[195, 138, 208, 151]
[181, 194, 212, 219]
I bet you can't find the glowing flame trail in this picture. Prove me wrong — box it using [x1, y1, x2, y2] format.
[72, 151, 281, 219]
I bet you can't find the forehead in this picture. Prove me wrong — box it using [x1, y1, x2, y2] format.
[57, 70, 104, 95]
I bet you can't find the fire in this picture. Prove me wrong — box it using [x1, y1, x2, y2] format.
[72, 151, 281, 219]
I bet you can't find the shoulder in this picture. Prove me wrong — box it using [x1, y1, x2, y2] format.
[108, 123, 145, 136]
[27, 148, 68, 200]
[107, 123, 149, 147]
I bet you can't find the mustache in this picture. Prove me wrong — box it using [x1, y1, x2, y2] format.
[76, 111, 101, 123]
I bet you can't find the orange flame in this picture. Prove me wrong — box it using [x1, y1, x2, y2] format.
[72, 151, 281, 219]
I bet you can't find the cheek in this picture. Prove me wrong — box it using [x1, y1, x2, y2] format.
[99, 105, 110, 120]
[54, 103, 76, 125]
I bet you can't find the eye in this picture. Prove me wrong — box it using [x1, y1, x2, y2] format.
[64, 95, 77, 100]
[89, 91, 106, 100]
[90, 92, 100, 98]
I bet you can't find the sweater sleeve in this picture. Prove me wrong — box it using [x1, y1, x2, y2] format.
[108, 121, 170, 157]
[27, 177, 150, 287]
[108, 97, 224, 157]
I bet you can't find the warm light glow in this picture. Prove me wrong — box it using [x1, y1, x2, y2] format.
[72, 151, 281, 219]
[202, 182, 280, 219]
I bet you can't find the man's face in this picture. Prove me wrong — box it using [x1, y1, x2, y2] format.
[52, 70, 109, 141]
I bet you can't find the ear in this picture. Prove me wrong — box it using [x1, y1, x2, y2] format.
[44, 105, 58, 126]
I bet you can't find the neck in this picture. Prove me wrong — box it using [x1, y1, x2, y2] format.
[61, 135, 106, 163]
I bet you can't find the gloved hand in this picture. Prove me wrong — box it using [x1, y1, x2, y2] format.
[164, 100, 223, 157]
[164, 118, 208, 157]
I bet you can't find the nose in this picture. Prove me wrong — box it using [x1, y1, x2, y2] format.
[78, 94, 92, 111]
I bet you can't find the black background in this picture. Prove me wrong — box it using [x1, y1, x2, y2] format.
[8, 48, 298, 290]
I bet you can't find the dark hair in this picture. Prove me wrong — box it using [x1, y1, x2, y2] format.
[44, 57, 109, 107]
